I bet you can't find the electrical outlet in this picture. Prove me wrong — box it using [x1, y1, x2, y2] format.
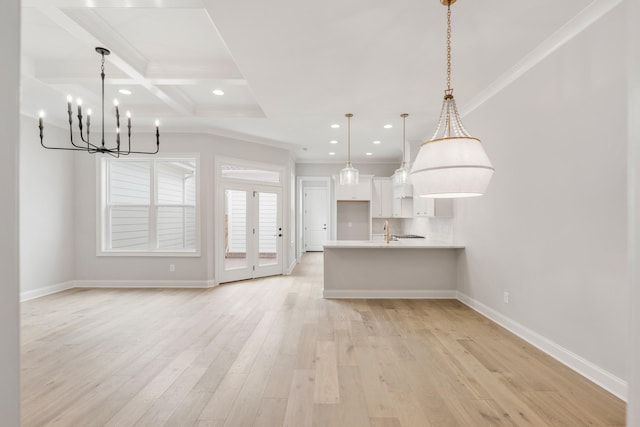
[503, 291, 509, 304]
[169, 264, 175, 272]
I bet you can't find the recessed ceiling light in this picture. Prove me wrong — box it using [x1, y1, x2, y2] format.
[372, 140, 381, 145]
[329, 140, 338, 144]
[212, 89, 225, 96]
[331, 124, 340, 129]
[384, 124, 393, 129]
[329, 152, 336, 156]
[118, 89, 132, 95]
[366, 152, 373, 156]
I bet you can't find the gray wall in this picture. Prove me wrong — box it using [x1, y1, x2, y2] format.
[20, 118, 75, 295]
[73, 132, 294, 283]
[457, 4, 628, 387]
[0, 0, 20, 424]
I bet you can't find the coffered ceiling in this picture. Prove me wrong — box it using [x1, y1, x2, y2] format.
[20, 0, 611, 162]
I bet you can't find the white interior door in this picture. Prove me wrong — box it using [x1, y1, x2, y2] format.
[304, 187, 329, 252]
[220, 185, 282, 283]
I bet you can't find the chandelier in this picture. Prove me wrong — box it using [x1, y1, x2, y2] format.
[410, 0, 494, 198]
[339, 113, 359, 185]
[38, 47, 160, 156]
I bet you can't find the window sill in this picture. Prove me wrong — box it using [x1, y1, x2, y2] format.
[97, 250, 201, 257]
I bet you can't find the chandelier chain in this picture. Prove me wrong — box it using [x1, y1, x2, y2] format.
[446, 1, 452, 91]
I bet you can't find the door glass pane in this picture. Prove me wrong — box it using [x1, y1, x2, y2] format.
[225, 189, 247, 271]
[258, 192, 278, 267]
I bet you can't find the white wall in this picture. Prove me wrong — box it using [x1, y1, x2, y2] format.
[457, 5, 628, 396]
[628, 0, 640, 420]
[0, 0, 20, 424]
[73, 132, 293, 284]
[20, 117, 75, 298]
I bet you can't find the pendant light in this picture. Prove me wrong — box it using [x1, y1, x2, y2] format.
[393, 113, 411, 187]
[339, 113, 359, 185]
[410, 0, 494, 198]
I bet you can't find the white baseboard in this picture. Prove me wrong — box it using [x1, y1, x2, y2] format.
[456, 291, 628, 402]
[285, 259, 297, 275]
[323, 289, 457, 299]
[74, 279, 215, 289]
[20, 281, 75, 302]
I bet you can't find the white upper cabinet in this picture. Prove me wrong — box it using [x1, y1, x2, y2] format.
[335, 176, 372, 201]
[393, 182, 413, 199]
[372, 178, 392, 218]
[413, 196, 454, 217]
[392, 197, 413, 218]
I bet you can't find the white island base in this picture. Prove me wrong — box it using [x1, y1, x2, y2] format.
[323, 240, 465, 299]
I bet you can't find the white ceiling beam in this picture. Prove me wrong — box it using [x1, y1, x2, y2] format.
[33, 60, 247, 86]
[146, 62, 244, 80]
[37, 76, 248, 87]
[22, 0, 204, 8]
[196, 105, 265, 118]
[34, 4, 195, 116]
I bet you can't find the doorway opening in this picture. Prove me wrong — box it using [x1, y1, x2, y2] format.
[217, 159, 283, 284]
[298, 177, 332, 259]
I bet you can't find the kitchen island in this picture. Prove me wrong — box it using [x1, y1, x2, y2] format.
[323, 240, 465, 299]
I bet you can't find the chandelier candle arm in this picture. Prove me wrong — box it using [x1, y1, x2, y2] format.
[409, 0, 494, 198]
[38, 46, 160, 156]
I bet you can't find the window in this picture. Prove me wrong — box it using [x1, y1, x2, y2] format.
[101, 157, 198, 255]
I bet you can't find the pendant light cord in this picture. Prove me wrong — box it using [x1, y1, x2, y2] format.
[346, 113, 353, 165]
[101, 52, 106, 147]
[401, 113, 408, 164]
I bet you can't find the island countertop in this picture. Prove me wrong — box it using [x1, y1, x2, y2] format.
[323, 240, 464, 298]
[323, 240, 465, 249]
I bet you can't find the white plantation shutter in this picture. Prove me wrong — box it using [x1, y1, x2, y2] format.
[104, 158, 197, 253]
[258, 192, 277, 255]
[109, 161, 150, 249]
[156, 160, 196, 250]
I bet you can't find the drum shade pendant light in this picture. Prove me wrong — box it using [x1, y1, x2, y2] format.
[393, 113, 411, 186]
[339, 113, 359, 185]
[410, 0, 494, 198]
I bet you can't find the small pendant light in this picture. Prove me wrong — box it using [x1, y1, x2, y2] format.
[339, 113, 359, 185]
[393, 113, 410, 187]
[410, 0, 494, 198]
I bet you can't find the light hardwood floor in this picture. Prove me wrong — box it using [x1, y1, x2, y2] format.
[21, 253, 625, 426]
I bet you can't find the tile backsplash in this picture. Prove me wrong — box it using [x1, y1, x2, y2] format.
[402, 217, 455, 243]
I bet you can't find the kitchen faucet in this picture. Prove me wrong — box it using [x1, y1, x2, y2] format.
[384, 220, 390, 244]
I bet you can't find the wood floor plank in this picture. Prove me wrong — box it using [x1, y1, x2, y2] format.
[20, 253, 625, 426]
[282, 369, 315, 427]
[253, 398, 288, 427]
[336, 366, 372, 427]
[313, 341, 340, 404]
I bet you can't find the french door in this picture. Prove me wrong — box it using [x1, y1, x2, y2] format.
[220, 184, 282, 283]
